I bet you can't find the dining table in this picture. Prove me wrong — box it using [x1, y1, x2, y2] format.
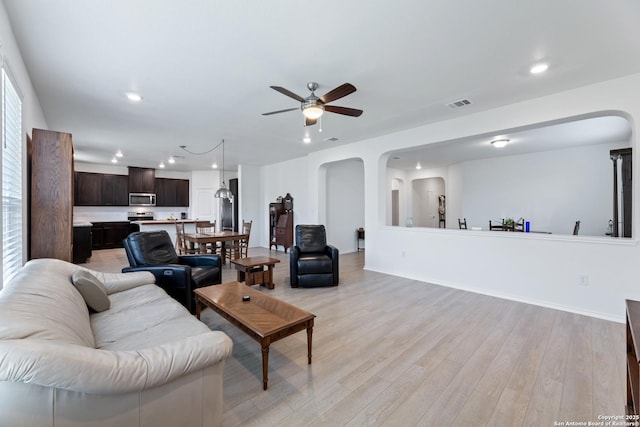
[183, 231, 248, 263]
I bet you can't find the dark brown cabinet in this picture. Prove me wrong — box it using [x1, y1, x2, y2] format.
[74, 172, 128, 206]
[91, 221, 135, 250]
[628, 299, 640, 415]
[74, 172, 102, 206]
[101, 174, 129, 206]
[73, 225, 92, 263]
[30, 128, 74, 262]
[155, 178, 189, 206]
[128, 167, 155, 193]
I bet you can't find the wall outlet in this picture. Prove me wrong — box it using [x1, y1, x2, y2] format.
[577, 274, 589, 286]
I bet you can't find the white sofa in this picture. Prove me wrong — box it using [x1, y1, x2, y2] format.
[0, 258, 233, 427]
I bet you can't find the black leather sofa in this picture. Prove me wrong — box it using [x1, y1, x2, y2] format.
[122, 230, 221, 313]
[289, 225, 339, 287]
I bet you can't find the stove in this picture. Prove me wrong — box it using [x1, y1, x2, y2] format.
[127, 211, 155, 221]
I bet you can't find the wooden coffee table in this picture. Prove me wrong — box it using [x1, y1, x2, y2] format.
[194, 281, 316, 390]
[230, 256, 281, 289]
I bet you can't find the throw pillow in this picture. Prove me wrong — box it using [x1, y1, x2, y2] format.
[71, 270, 111, 312]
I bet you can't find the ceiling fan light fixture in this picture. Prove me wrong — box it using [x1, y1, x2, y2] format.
[302, 104, 324, 119]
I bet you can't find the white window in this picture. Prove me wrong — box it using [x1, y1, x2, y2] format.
[2, 64, 23, 286]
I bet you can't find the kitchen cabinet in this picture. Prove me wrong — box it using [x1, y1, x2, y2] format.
[74, 172, 128, 206]
[128, 167, 155, 194]
[101, 174, 129, 205]
[156, 178, 189, 206]
[73, 225, 92, 263]
[74, 172, 102, 206]
[30, 128, 74, 262]
[91, 222, 135, 250]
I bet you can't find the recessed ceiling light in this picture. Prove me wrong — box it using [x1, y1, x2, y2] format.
[491, 139, 510, 148]
[168, 156, 175, 164]
[111, 157, 118, 163]
[530, 63, 549, 74]
[159, 161, 165, 168]
[126, 92, 143, 102]
[303, 136, 311, 144]
[416, 162, 422, 170]
[115, 150, 123, 157]
[211, 162, 218, 169]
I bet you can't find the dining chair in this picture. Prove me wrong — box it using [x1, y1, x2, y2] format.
[223, 220, 252, 265]
[489, 220, 505, 231]
[573, 220, 581, 235]
[458, 218, 467, 229]
[195, 220, 219, 254]
[513, 218, 525, 232]
[195, 220, 215, 233]
[175, 222, 197, 255]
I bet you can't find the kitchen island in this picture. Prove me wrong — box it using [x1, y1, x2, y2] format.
[132, 220, 198, 246]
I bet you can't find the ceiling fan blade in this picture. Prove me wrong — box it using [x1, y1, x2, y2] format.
[319, 83, 356, 104]
[270, 86, 305, 102]
[262, 107, 299, 116]
[324, 105, 363, 117]
[305, 117, 318, 126]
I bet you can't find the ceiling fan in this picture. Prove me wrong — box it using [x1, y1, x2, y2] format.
[262, 82, 363, 126]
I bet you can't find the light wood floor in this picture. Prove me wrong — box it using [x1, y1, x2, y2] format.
[83, 247, 626, 426]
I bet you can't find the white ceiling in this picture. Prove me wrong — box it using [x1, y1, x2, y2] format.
[4, 0, 640, 172]
[387, 115, 633, 170]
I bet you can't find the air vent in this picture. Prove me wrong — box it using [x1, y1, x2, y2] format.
[323, 137, 339, 142]
[446, 98, 472, 109]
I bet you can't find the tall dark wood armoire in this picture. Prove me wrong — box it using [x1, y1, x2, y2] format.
[29, 128, 74, 261]
[269, 193, 293, 252]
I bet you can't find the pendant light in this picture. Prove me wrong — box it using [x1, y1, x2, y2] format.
[214, 139, 232, 199]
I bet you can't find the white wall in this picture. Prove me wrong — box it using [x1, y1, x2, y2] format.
[324, 158, 364, 253]
[386, 168, 406, 226]
[411, 177, 445, 228]
[238, 164, 261, 248]
[0, 1, 48, 288]
[259, 156, 311, 248]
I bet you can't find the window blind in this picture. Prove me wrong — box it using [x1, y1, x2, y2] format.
[2, 66, 23, 286]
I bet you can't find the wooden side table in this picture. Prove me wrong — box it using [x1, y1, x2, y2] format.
[628, 299, 640, 415]
[231, 256, 281, 289]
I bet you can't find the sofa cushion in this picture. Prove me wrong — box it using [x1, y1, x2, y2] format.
[0, 259, 95, 348]
[91, 284, 212, 350]
[72, 270, 110, 312]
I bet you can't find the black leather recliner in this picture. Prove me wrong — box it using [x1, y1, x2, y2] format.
[289, 225, 339, 287]
[122, 230, 221, 313]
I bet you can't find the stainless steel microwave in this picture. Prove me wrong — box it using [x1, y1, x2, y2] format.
[129, 193, 156, 206]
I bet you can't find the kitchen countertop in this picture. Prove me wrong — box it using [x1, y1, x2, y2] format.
[72, 222, 93, 227]
[133, 219, 197, 225]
